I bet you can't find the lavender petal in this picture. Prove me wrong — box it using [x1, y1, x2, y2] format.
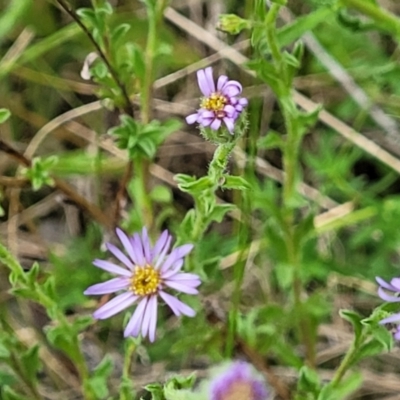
[164, 280, 199, 294]
[161, 260, 184, 278]
[217, 75, 228, 91]
[222, 80, 242, 97]
[115, 228, 138, 267]
[152, 230, 170, 262]
[159, 291, 196, 317]
[223, 117, 235, 133]
[197, 69, 211, 96]
[92, 259, 131, 277]
[160, 244, 194, 273]
[106, 242, 134, 269]
[141, 295, 157, 340]
[93, 291, 137, 319]
[148, 295, 158, 342]
[131, 233, 145, 266]
[141, 227, 152, 263]
[84, 277, 130, 295]
[378, 287, 400, 302]
[201, 117, 213, 127]
[210, 118, 222, 130]
[186, 113, 199, 124]
[390, 277, 400, 290]
[380, 313, 400, 324]
[376, 276, 397, 291]
[124, 297, 147, 337]
[238, 97, 248, 106]
[154, 235, 172, 269]
[204, 67, 216, 93]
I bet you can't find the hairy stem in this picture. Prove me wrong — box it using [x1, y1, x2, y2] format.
[265, 2, 315, 367]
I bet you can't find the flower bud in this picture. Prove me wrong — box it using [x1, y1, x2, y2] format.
[217, 14, 251, 35]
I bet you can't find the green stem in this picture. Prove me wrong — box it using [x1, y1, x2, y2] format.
[265, 3, 315, 367]
[37, 293, 95, 400]
[340, 0, 400, 37]
[265, 4, 284, 69]
[0, 245, 95, 400]
[133, 1, 167, 230]
[226, 219, 249, 357]
[141, 0, 167, 124]
[281, 101, 300, 206]
[56, 0, 133, 116]
[330, 331, 367, 387]
[120, 340, 136, 400]
[9, 352, 42, 400]
[133, 158, 153, 228]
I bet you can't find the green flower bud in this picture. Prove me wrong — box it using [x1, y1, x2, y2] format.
[217, 14, 251, 35]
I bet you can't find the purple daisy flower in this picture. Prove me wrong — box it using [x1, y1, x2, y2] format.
[84, 228, 201, 342]
[186, 67, 248, 133]
[376, 276, 400, 339]
[209, 361, 269, 400]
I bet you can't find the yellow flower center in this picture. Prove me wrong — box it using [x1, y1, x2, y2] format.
[131, 265, 161, 296]
[200, 92, 227, 112]
[221, 381, 253, 400]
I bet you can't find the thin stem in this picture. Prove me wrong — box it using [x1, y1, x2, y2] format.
[119, 340, 136, 400]
[330, 330, 367, 387]
[56, 0, 133, 116]
[340, 0, 400, 37]
[9, 352, 42, 400]
[265, 4, 284, 69]
[1, 245, 95, 400]
[264, 3, 316, 366]
[141, 0, 167, 124]
[133, 158, 153, 228]
[113, 160, 133, 227]
[0, 139, 113, 229]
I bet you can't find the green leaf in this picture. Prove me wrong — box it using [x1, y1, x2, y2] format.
[25, 262, 39, 286]
[150, 185, 172, 203]
[246, 59, 280, 93]
[112, 23, 130, 45]
[277, 7, 334, 48]
[0, 340, 10, 358]
[126, 43, 146, 84]
[88, 355, 113, 399]
[0, 371, 16, 386]
[293, 213, 315, 251]
[207, 203, 236, 223]
[318, 372, 363, 400]
[11, 287, 38, 300]
[258, 131, 284, 150]
[92, 60, 108, 79]
[72, 315, 94, 333]
[283, 50, 300, 69]
[222, 175, 251, 190]
[1, 386, 31, 400]
[143, 383, 164, 400]
[275, 262, 295, 289]
[176, 176, 213, 193]
[164, 374, 197, 400]
[297, 106, 322, 136]
[138, 137, 157, 158]
[76, 8, 98, 28]
[178, 209, 196, 240]
[339, 309, 363, 343]
[20, 345, 41, 384]
[297, 365, 321, 394]
[0, 108, 11, 124]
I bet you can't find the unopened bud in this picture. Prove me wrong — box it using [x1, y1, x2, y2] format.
[217, 14, 251, 35]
